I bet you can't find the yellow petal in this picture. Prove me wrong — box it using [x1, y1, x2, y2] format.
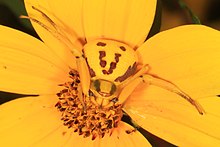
[138, 25, 220, 97]
[0, 95, 102, 147]
[94, 122, 151, 147]
[0, 95, 84, 146]
[24, 0, 80, 69]
[0, 25, 69, 94]
[0, 95, 85, 147]
[63, 121, 152, 147]
[123, 85, 220, 147]
[64, 117, 152, 146]
[83, 0, 157, 48]
[0, 95, 151, 147]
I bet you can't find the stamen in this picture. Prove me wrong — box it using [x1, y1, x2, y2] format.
[125, 129, 136, 134]
[56, 69, 123, 139]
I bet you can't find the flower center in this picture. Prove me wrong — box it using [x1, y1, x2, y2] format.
[55, 69, 123, 140]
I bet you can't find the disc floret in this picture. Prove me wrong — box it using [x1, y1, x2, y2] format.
[56, 69, 123, 140]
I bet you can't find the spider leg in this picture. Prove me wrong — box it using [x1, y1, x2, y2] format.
[140, 74, 205, 115]
[31, 6, 57, 29]
[20, 7, 79, 52]
[75, 54, 91, 97]
[21, 6, 91, 101]
[118, 64, 149, 104]
[21, 18, 91, 97]
[119, 65, 205, 115]
[118, 76, 143, 104]
[119, 64, 150, 88]
[77, 83, 87, 112]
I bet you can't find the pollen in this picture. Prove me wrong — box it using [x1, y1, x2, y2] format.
[55, 69, 123, 140]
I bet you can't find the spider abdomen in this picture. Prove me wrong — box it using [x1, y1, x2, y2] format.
[83, 39, 139, 82]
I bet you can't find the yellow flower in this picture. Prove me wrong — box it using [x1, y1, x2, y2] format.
[0, 0, 220, 146]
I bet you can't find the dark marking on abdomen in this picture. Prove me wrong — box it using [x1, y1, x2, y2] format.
[97, 42, 107, 46]
[99, 51, 107, 68]
[119, 46, 126, 51]
[100, 60, 107, 68]
[102, 53, 122, 75]
[99, 51, 106, 59]
[114, 62, 137, 82]
[115, 53, 121, 63]
[89, 67, 96, 77]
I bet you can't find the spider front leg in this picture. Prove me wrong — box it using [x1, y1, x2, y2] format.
[75, 54, 91, 97]
[118, 64, 150, 104]
[72, 53, 91, 112]
[119, 66, 205, 115]
[140, 74, 205, 115]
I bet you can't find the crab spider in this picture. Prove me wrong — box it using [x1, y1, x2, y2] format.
[82, 39, 204, 115]
[22, 6, 204, 115]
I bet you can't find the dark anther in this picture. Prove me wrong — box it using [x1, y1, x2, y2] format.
[89, 90, 94, 96]
[111, 97, 118, 103]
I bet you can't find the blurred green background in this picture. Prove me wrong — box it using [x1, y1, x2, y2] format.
[162, 0, 220, 30]
[0, 0, 38, 37]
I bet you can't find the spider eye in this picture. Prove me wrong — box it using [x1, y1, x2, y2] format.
[110, 84, 116, 95]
